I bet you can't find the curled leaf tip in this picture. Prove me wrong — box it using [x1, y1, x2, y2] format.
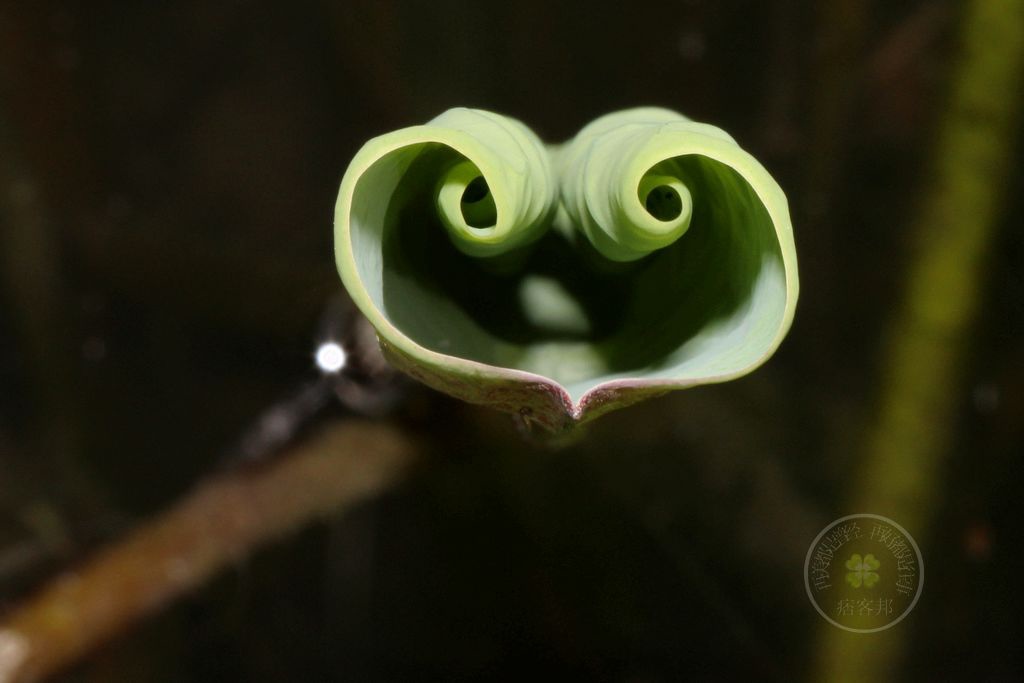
[335, 107, 798, 430]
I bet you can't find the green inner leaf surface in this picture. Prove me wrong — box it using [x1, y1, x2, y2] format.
[349, 141, 787, 403]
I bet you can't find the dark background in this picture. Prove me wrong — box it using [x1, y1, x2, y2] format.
[1, 1, 1022, 681]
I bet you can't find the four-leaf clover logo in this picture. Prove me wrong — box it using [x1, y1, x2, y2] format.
[845, 553, 880, 588]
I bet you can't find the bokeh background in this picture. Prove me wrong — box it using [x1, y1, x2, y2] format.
[1, 0, 1023, 681]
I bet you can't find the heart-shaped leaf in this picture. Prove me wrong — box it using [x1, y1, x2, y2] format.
[334, 107, 798, 431]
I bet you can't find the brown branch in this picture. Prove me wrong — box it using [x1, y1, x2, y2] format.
[0, 420, 419, 683]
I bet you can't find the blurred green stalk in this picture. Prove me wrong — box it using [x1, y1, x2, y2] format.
[814, 0, 1024, 679]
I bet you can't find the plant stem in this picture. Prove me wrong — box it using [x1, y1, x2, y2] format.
[813, 0, 1024, 679]
[0, 420, 418, 683]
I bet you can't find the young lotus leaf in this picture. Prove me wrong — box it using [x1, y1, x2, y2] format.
[334, 107, 798, 431]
